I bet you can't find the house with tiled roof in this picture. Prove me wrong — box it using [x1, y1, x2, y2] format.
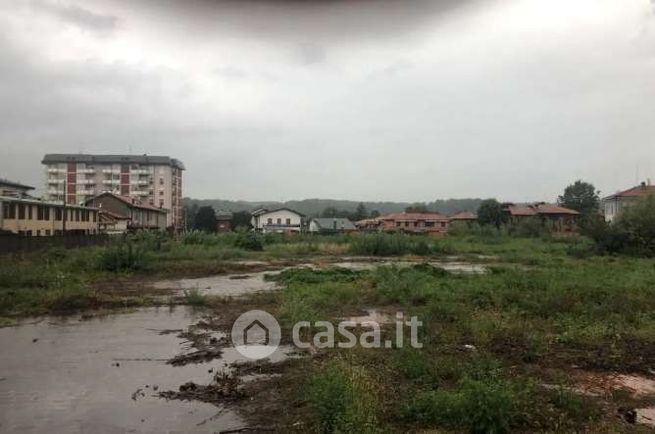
[85, 192, 167, 231]
[250, 208, 305, 234]
[503, 203, 579, 233]
[602, 182, 655, 223]
[309, 218, 357, 234]
[361, 212, 450, 235]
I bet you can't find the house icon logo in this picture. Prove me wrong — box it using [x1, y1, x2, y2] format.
[231, 310, 281, 360]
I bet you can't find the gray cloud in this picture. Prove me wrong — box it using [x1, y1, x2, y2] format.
[33, 0, 118, 32]
[297, 43, 326, 65]
[1, 0, 655, 203]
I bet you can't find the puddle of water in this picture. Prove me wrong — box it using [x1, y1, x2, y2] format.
[329, 260, 486, 274]
[615, 375, 655, 397]
[153, 271, 278, 297]
[636, 407, 655, 428]
[344, 309, 394, 325]
[153, 260, 485, 299]
[0, 307, 244, 434]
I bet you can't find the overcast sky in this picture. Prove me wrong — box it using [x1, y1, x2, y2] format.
[1, 0, 654, 202]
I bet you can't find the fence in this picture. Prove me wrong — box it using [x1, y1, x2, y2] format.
[0, 234, 113, 255]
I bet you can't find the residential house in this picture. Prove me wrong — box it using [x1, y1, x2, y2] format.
[97, 210, 131, 234]
[357, 212, 450, 235]
[216, 211, 233, 233]
[42, 154, 184, 230]
[503, 203, 579, 233]
[85, 192, 168, 231]
[309, 218, 357, 234]
[355, 218, 382, 232]
[602, 182, 655, 223]
[251, 208, 305, 233]
[0, 195, 99, 236]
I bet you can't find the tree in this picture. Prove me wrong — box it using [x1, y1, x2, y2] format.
[370, 210, 381, 218]
[354, 202, 368, 221]
[194, 206, 217, 232]
[405, 203, 429, 213]
[184, 203, 199, 231]
[558, 180, 600, 217]
[321, 207, 340, 218]
[231, 211, 252, 231]
[477, 199, 506, 228]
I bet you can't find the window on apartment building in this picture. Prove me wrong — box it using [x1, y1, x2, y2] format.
[425, 221, 434, 227]
[286, 218, 291, 225]
[37, 230, 41, 236]
[159, 199, 164, 208]
[396, 222, 401, 227]
[44, 207, 50, 220]
[92, 212, 97, 222]
[277, 218, 282, 224]
[27, 206, 32, 220]
[45, 230, 51, 236]
[55, 208, 62, 221]
[267, 218, 273, 225]
[159, 178, 164, 185]
[441, 222, 446, 228]
[36, 205, 43, 220]
[18, 204, 25, 219]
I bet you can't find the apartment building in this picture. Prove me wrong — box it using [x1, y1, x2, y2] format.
[42, 154, 184, 230]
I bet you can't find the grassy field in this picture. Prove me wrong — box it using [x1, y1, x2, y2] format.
[1, 231, 654, 431]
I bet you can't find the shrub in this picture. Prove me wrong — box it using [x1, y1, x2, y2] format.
[403, 375, 534, 433]
[182, 288, 207, 306]
[307, 361, 381, 433]
[97, 242, 150, 272]
[507, 218, 551, 238]
[234, 232, 264, 251]
[585, 195, 655, 256]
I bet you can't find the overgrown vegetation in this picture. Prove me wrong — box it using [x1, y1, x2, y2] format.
[2, 227, 655, 431]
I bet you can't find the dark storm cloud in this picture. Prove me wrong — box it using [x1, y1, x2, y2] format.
[117, 0, 490, 43]
[32, 0, 118, 32]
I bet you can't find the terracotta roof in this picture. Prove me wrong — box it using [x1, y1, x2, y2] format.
[88, 192, 168, 213]
[506, 203, 579, 216]
[506, 206, 537, 216]
[534, 204, 579, 215]
[449, 211, 477, 220]
[380, 212, 449, 221]
[603, 184, 655, 200]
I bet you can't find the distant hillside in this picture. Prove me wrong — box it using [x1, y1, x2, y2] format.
[183, 198, 486, 217]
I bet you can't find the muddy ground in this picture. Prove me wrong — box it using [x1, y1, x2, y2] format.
[2, 256, 654, 433]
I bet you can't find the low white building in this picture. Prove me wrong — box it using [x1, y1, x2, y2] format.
[250, 208, 305, 233]
[602, 182, 655, 223]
